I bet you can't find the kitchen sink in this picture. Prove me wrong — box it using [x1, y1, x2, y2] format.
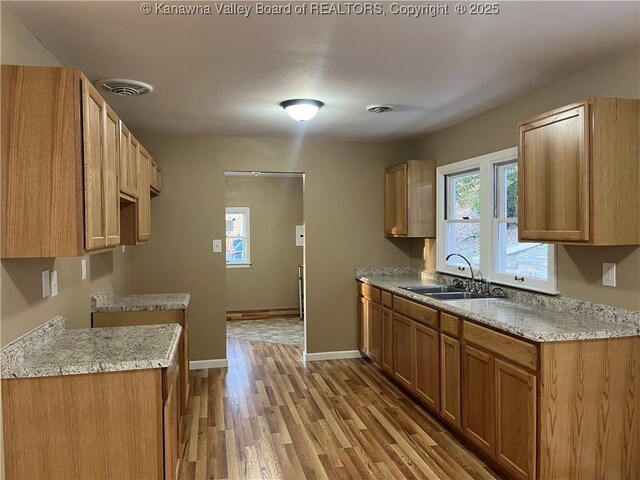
[426, 292, 496, 300]
[401, 285, 464, 294]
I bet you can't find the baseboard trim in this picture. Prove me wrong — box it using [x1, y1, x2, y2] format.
[226, 307, 300, 321]
[189, 359, 228, 369]
[303, 350, 362, 362]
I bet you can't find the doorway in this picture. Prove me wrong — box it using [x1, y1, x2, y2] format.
[224, 171, 305, 349]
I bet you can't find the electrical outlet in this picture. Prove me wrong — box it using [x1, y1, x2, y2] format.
[51, 270, 58, 297]
[212, 239, 222, 253]
[602, 262, 616, 287]
[81, 258, 87, 280]
[42, 270, 51, 298]
[122, 246, 126, 253]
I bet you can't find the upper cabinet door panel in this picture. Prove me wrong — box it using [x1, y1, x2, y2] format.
[518, 102, 590, 243]
[104, 105, 120, 246]
[82, 77, 107, 250]
[137, 146, 151, 242]
[385, 163, 408, 236]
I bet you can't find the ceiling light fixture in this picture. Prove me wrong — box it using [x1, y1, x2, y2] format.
[279, 99, 324, 122]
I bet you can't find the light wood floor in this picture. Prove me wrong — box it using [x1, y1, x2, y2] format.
[180, 338, 500, 480]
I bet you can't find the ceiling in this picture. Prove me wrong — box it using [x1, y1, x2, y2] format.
[7, 1, 639, 141]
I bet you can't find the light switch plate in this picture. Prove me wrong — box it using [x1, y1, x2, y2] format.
[212, 239, 222, 253]
[51, 270, 58, 297]
[81, 258, 87, 280]
[42, 270, 51, 298]
[602, 262, 616, 287]
[295, 225, 304, 247]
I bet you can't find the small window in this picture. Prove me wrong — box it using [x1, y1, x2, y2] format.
[445, 170, 481, 269]
[225, 207, 250, 267]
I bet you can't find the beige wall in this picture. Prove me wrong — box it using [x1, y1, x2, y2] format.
[0, 3, 131, 346]
[225, 176, 303, 312]
[129, 136, 412, 360]
[406, 46, 640, 310]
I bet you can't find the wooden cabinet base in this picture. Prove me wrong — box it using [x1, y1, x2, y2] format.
[2, 369, 165, 479]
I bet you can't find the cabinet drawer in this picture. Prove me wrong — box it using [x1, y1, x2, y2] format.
[463, 321, 538, 371]
[394, 296, 438, 329]
[381, 290, 392, 308]
[440, 312, 460, 337]
[358, 282, 381, 303]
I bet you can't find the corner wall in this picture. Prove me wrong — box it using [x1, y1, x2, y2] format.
[405, 46, 640, 310]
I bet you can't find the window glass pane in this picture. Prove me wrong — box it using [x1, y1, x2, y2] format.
[497, 163, 518, 218]
[496, 222, 547, 279]
[226, 236, 247, 263]
[446, 222, 480, 269]
[447, 171, 480, 219]
[225, 213, 244, 238]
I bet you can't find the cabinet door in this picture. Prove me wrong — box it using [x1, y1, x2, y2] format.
[82, 78, 107, 250]
[164, 367, 180, 480]
[440, 334, 461, 429]
[137, 146, 151, 242]
[381, 307, 393, 375]
[463, 344, 495, 454]
[119, 122, 136, 197]
[495, 359, 536, 480]
[384, 163, 408, 236]
[104, 105, 120, 246]
[368, 301, 381, 366]
[357, 296, 367, 355]
[393, 313, 414, 390]
[518, 102, 590, 242]
[413, 323, 439, 411]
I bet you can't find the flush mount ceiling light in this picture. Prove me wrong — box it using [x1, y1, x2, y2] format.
[279, 99, 324, 122]
[95, 78, 153, 96]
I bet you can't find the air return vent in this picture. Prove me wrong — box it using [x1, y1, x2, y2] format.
[95, 78, 153, 96]
[366, 104, 395, 113]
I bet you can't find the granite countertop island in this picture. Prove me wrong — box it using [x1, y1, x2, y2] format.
[1, 316, 181, 379]
[356, 267, 640, 343]
[91, 287, 190, 313]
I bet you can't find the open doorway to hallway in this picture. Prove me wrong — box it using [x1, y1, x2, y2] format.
[224, 171, 305, 349]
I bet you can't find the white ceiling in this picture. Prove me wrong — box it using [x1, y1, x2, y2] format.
[6, 1, 639, 140]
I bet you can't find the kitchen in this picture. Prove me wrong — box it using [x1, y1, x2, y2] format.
[1, 1, 639, 479]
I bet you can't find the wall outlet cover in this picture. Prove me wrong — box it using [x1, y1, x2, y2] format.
[602, 262, 616, 287]
[42, 270, 51, 298]
[51, 270, 58, 297]
[81, 258, 87, 280]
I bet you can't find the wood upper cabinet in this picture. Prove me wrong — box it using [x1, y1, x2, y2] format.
[81, 77, 108, 250]
[384, 160, 436, 238]
[381, 306, 394, 375]
[518, 98, 640, 245]
[462, 344, 495, 455]
[413, 323, 440, 411]
[495, 359, 536, 480]
[119, 122, 138, 199]
[150, 156, 162, 194]
[104, 105, 120, 246]
[440, 334, 461, 429]
[393, 313, 414, 390]
[137, 146, 152, 242]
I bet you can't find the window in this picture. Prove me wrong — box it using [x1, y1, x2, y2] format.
[437, 147, 557, 293]
[225, 207, 250, 267]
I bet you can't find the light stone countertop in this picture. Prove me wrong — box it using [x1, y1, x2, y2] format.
[356, 268, 640, 343]
[1, 317, 181, 379]
[91, 287, 190, 313]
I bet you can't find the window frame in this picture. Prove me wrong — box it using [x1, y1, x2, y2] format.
[225, 207, 251, 268]
[436, 147, 557, 294]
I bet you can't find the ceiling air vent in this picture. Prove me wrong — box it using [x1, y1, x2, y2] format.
[366, 104, 395, 114]
[95, 78, 153, 96]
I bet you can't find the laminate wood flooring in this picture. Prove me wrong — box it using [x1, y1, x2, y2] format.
[180, 338, 500, 480]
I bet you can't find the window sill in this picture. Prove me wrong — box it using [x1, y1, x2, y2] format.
[435, 269, 559, 296]
[226, 263, 251, 269]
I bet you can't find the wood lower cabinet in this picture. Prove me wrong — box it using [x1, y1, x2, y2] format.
[440, 334, 461, 429]
[357, 282, 381, 365]
[164, 363, 181, 480]
[381, 306, 393, 375]
[357, 296, 367, 354]
[413, 323, 439, 411]
[384, 160, 436, 238]
[367, 301, 381, 366]
[462, 344, 495, 454]
[495, 359, 536, 480]
[392, 313, 414, 390]
[518, 97, 640, 245]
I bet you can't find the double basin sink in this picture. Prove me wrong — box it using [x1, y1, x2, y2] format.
[401, 284, 497, 300]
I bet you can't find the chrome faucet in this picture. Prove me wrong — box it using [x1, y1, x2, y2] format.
[446, 253, 476, 292]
